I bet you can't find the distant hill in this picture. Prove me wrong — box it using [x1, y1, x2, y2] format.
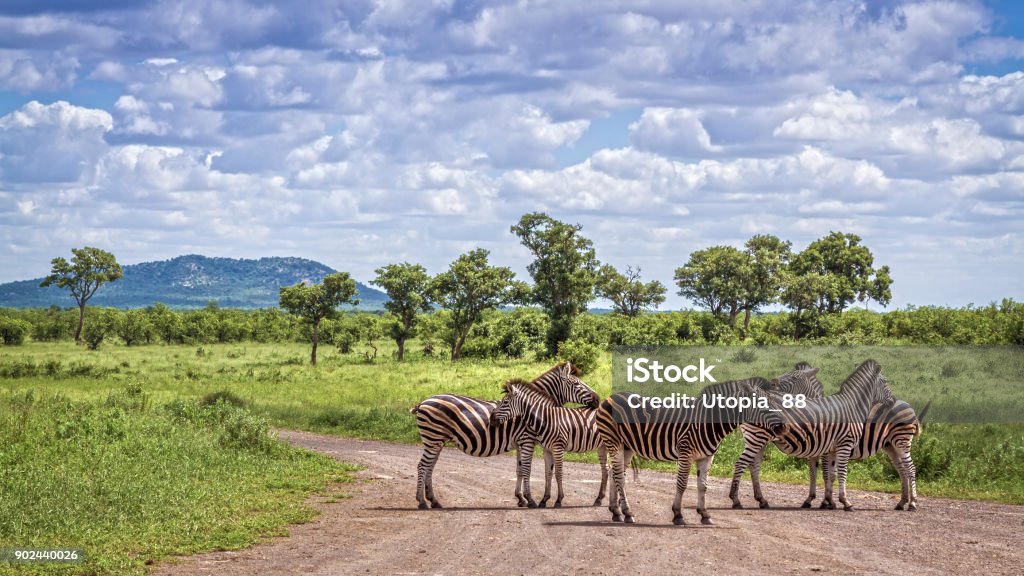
[0, 255, 388, 310]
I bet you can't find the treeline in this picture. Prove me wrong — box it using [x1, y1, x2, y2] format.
[2, 300, 1022, 353]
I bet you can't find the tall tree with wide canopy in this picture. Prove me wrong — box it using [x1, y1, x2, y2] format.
[40, 246, 123, 342]
[595, 265, 667, 318]
[372, 262, 432, 361]
[279, 273, 359, 365]
[511, 212, 600, 356]
[430, 249, 526, 360]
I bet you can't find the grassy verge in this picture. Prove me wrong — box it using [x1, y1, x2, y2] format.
[1, 341, 1022, 505]
[0, 385, 358, 576]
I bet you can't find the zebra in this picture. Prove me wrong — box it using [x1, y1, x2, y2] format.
[729, 362, 826, 509]
[597, 378, 784, 525]
[410, 362, 598, 510]
[818, 382, 929, 511]
[490, 378, 627, 508]
[768, 359, 895, 512]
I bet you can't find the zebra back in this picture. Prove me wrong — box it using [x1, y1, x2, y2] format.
[492, 379, 602, 452]
[598, 378, 782, 462]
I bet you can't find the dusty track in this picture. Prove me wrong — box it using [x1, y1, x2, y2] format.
[156, 430, 1023, 575]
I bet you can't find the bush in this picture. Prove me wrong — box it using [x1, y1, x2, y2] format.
[0, 317, 30, 345]
[200, 390, 248, 408]
[82, 320, 107, 350]
[557, 339, 601, 375]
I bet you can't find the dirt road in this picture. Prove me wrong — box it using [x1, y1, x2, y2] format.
[156, 430, 1023, 575]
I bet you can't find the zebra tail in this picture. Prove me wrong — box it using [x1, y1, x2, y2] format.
[916, 399, 933, 430]
[409, 403, 421, 415]
[630, 455, 640, 482]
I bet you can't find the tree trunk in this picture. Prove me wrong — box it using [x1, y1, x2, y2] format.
[452, 329, 469, 361]
[75, 303, 86, 342]
[743, 308, 752, 335]
[728, 305, 739, 327]
[397, 335, 406, 361]
[311, 319, 319, 365]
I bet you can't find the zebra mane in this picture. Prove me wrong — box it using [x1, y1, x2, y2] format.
[547, 361, 580, 377]
[770, 364, 824, 397]
[501, 378, 558, 404]
[699, 377, 771, 397]
[837, 360, 892, 400]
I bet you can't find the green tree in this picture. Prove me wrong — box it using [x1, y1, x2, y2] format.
[429, 249, 526, 360]
[279, 273, 359, 365]
[788, 231, 893, 314]
[116, 309, 153, 346]
[511, 212, 600, 356]
[372, 263, 432, 361]
[595, 265, 667, 318]
[147, 303, 182, 344]
[40, 247, 123, 342]
[674, 245, 749, 327]
[739, 234, 792, 334]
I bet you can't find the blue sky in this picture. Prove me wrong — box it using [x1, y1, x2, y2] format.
[1, 0, 1023, 309]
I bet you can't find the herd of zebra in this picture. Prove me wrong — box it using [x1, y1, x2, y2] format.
[409, 360, 928, 525]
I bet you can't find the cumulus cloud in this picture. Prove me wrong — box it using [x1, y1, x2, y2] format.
[0, 0, 1022, 307]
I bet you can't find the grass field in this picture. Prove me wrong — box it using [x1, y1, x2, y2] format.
[2, 340, 1022, 511]
[0, 375, 357, 576]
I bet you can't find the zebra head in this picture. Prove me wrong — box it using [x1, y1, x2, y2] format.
[532, 362, 600, 408]
[839, 359, 894, 407]
[769, 363, 824, 398]
[698, 378, 785, 433]
[489, 379, 543, 427]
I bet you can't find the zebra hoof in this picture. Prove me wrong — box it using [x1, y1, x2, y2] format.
[907, 503, 918, 512]
[843, 505, 854, 512]
[894, 503, 905, 511]
[731, 501, 743, 509]
[527, 501, 538, 509]
[593, 497, 604, 506]
[418, 502, 428, 510]
[611, 514, 623, 523]
[801, 501, 813, 509]
[431, 502, 443, 509]
[672, 515, 685, 526]
[553, 501, 562, 509]
[701, 516, 714, 526]
[758, 501, 770, 509]
[537, 501, 547, 509]
[624, 515, 636, 524]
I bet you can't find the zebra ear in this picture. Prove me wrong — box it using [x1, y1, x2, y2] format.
[806, 367, 820, 377]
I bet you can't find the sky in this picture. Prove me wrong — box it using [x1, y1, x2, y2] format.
[1, 0, 1023, 310]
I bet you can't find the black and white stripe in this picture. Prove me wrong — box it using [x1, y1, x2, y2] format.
[410, 362, 598, 509]
[597, 378, 783, 525]
[769, 360, 894, 511]
[729, 363, 826, 509]
[490, 379, 613, 508]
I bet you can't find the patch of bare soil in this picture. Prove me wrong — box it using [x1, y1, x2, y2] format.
[154, 430, 1023, 575]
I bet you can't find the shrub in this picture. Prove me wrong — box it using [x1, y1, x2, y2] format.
[732, 347, 758, 363]
[0, 317, 30, 345]
[557, 339, 601, 375]
[200, 390, 248, 408]
[82, 321, 107, 350]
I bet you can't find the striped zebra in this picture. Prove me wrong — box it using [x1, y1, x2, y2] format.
[410, 362, 598, 510]
[769, 359, 895, 511]
[490, 378, 626, 508]
[818, 380, 929, 511]
[597, 378, 784, 525]
[729, 362, 826, 509]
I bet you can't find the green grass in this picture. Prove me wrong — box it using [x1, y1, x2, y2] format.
[0, 385, 358, 576]
[1, 341, 1022, 507]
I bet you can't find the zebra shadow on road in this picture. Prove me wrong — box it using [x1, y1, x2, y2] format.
[706, 505, 895, 512]
[367, 504, 600, 512]
[543, 520, 740, 529]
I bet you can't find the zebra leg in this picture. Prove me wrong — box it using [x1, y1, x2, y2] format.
[750, 449, 769, 509]
[538, 448, 554, 508]
[886, 444, 919, 511]
[820, 453, 836, 510]
[417, 443, 444, 509]
[696, 455, 715, 525]
[594, 444, 608, 506]
[835, 445, 855, 511]
[552, 444, 566, 508]
[606, 443, 625, 522]
[728, 444, 754, 509]
[671, 455, 692, 526]
[802, 456, 819, 508]
[515, 440, 538, 508]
